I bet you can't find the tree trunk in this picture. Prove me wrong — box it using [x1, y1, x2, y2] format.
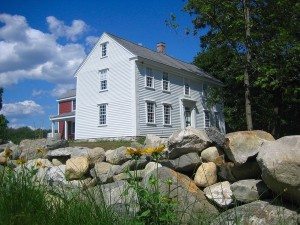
[243, 0, 253, 130]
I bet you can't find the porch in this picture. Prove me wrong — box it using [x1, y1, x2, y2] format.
[50, 112, 75, 140]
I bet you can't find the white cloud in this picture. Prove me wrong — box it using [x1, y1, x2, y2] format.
[85, 35, 99, 47]
[1, 100, 44, 117]
[0, 13, 87, 87]
[51, 83, 75, 98]
[47, 16, 88, 41]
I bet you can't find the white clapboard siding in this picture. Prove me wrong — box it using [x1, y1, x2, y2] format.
[75, 33, 137, 139]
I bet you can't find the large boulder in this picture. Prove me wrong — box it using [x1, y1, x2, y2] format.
[194, 162, 217, 187]
[204, 127, 226, 147]
[144, 134, 167, 148]
[231, 179, 270, 203]
[211, 200, 298, 225]
[105, 146, 131, 165]
[203, 181, 233, 208]
[257, 135, 300, 204]
[168, 127, 211, 159]
[20, 138, 68, 160]
[224, 130, 275, 165]
[65, 156, 89, 180]
[23, 158, 53, 170]
[168, 152, 201, 172]
[92, 162, 120, 183]
[143, 167, 218, 222]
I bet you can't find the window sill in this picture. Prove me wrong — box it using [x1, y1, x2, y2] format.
[162, 90, 171, 94]
[146, 123, 157, 126]
[98, 124, 107, 127]
[145, 86, 155, 91]
[163, 124, 172, 127]
[99, 89, 108, 93]
[184, 94, 191, 98]
[101, 56, 108, 59]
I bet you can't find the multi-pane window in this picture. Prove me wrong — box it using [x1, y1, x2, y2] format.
[146, 68, 154, 88]
[99, 104, 107, 125]
[146, 102, 155, 123]
[72, 100, 76, 111]
[163, 104, 171, 125]
[162, 72, 170, 91]
[101, 43, 107, 57]
[100, 69, 108, 91]
[204, 110, 210, 128]
[184, 81, 190, 95]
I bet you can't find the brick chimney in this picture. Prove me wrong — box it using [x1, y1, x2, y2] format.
[156, 42, 166, 54]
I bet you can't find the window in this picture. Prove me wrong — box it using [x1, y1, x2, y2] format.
[101, 43, 107, 57]
[146, 101, 155, 123]
[204, 110, 210, 128]
[145, 68, 154, 89]
[72, 100, 76, 111]
[184, 80, 190, 95]
[163, 104, 171, 125]
[215, 112, 220, 130]
[100, 69, 108, 91]
[99, 104, 107, 125]
[162, 72, 170, 91]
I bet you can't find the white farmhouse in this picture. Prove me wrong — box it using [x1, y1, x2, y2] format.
[50, 32, 225, 140]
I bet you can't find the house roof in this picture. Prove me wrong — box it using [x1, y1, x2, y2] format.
[58, 89, 76, 100]
[106, 33, 222, 85]
[50, 111, 75, 120]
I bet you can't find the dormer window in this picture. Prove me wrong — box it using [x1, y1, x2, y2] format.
[145, 68, 154, 89]
[101, 42, 107, 57]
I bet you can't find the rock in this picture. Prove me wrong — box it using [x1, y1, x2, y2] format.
[114, 157, 148, 175]
[92, 162, 119, 183]
[52, 158, 63, 166]
[204, 127, 226, 147]
[105, 146, 131, 165]
[218, 160, 261, 182]
[201, 147, 220, 162]
[65, 156, 89, 180]
[194, 162, 217, 187]
[0, 142, 16, 153]
[46, 146, 90, 158]
[24, 158, 53, 170]
[0, 156, 7, 165]
[204, 181, 233, 208]
[168, 127, 212, 159]
[224, 130, 275, 165]
[130, 141, 143, 149]
[144, 134, 167, 147]
[99, 180, 139, 214]
[211, 200, 298, 225]
[169, 152, 202, 172]
[257, 135, 300, 204]
[113, 170, 144, 182]
[79, 147, 105, 166]
[143, 167, 218, 222]
[143, 162, 162, 176]
[19, 138, 68, 160]
[231, 179, 270, 203]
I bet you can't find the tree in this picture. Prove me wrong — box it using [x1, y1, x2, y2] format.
[181, 0, 299, 137]
[0, 87, 9, 143]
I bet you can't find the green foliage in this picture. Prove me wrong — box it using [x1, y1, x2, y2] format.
[0, 88, 9, 144]
[182, 0, 300, 136]
[6, 127, 50, 144]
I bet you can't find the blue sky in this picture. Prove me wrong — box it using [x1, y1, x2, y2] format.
[0, 0, 201, 129]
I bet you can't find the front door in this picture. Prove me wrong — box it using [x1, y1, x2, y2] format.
[184, 107, 191, 127]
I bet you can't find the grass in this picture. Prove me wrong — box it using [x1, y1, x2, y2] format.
[69, 137, 145, 150]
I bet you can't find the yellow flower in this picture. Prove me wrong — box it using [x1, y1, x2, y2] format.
[16, 156, 27, 165]
[35, 160, 43, 168]
[143, 145, 165, 155]
[4, 148, 12, 158]
[36, 147, 45, 154]
[126, 147, 143, 157]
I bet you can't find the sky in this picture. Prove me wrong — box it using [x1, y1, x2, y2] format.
[0, 0, 201, 130]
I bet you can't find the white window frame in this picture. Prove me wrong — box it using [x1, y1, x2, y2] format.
[204, 110, 210, 128]
[146, 101, 156, 124]
[145, 68, 154, 89]
[163, 103, 172, 126]
[72, 99, 76, 111]
[99, 69, 108, 91]
[184, 79, 190, 96]
[101, 42, 108, 58]
[162, 72, 170, 92]
[98, 103, 107, 126]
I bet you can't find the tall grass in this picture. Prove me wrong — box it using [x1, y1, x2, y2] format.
[0, 167, 134, 225]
